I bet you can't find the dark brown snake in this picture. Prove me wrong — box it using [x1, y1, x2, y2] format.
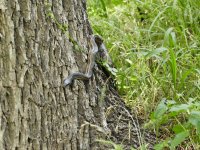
[63, 35, 110, 86]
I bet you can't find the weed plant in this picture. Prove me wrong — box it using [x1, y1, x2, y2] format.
[88, 0, 200, 149]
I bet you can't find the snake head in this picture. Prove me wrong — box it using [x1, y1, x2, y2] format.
[94, 35, 103, 47]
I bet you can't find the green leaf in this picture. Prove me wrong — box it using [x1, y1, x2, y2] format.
[154, 99, 168, 119]
[189, 111, 200, 124]
[172, 124, 185, 134]
[166, 100, 176, 106]
[168, 111, 179, 117]
[195, 69, 200, 75]
[189, 111, 200, 135]
[154, 140, 169, 150]
[134, 51, 148, 57]
[149, 6, 170, 34]
[179, 69, 193, 89]
[146, 47, 168, 58]
[170, 32, 177, 46]
[169, 104, 189, 112]
[169, 48, 177, 89]
[164, 27, 174, 45]
[170, 131, 189, 149]
[197, 121, 200, 135]
[125, 59, 133, 65]
[99, 0, 108, 17]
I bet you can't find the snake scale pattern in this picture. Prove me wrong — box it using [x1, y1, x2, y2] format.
[64, 35, 111, 86]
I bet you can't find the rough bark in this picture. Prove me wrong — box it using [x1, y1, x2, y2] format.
[0, 0, 155, 149]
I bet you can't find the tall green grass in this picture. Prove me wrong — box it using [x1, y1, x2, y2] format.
[88, 0, 200, 149]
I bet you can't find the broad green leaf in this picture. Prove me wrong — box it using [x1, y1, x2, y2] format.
[172, 124, 185, 134]
[169, 104, 189, 112]
[154, 99, 168, 119]
[188, 111, 200, 134]
[170, 131, 189, 149]
[168, 111, 179, 117]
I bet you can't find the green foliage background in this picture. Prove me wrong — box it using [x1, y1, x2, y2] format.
[88, 0, 200, 149]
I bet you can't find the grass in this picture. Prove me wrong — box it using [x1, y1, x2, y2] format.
[88, 0, 200, 149]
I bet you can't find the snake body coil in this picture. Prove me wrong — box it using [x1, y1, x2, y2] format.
[64, 35, 100, 86]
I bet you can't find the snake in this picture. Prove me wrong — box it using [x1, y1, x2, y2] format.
[63, 35, 104, 86]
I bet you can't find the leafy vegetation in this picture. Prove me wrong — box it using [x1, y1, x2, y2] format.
[88, 0, 200, 149]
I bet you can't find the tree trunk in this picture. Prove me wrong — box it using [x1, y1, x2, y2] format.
[0, 0, 155, 149]
[0, 0, 102, 149]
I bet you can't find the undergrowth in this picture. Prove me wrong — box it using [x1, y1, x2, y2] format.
[88, 0, 200, 149]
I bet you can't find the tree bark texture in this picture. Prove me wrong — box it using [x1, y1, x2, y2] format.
[0, 0, 155, 149]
